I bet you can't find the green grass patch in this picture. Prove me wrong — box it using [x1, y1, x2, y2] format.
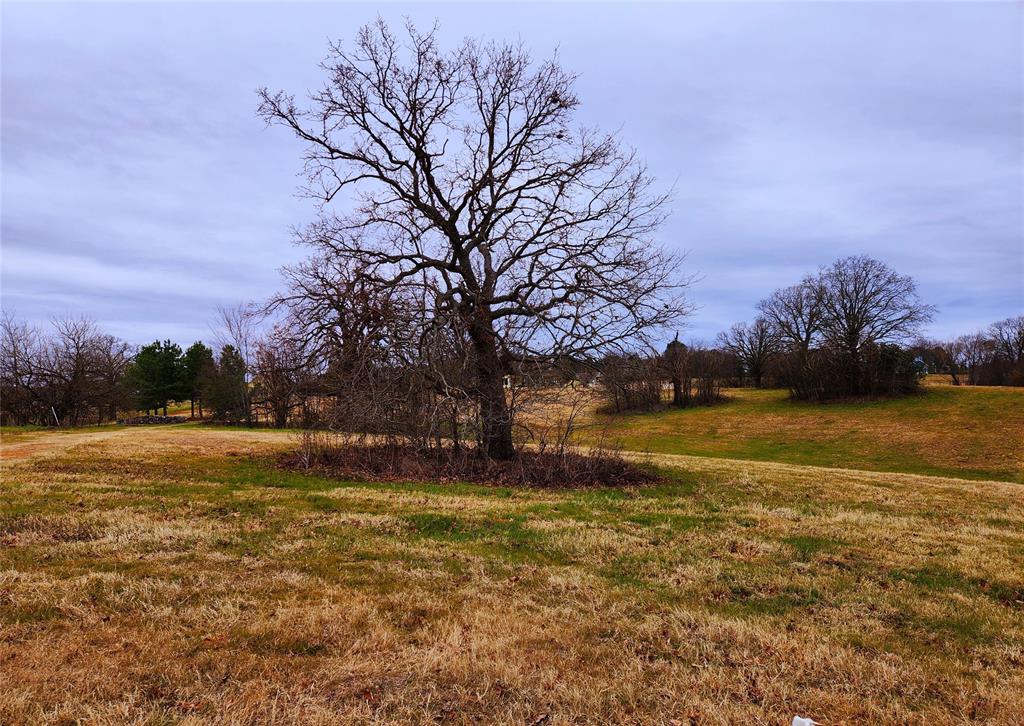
[597, 386, 1024, 481]
[783, 534, 844, 561]
[891, 564, 1024, 606]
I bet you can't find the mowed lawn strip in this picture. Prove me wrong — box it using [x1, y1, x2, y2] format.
[1, 426, 1022, 723]
[597, 385, 1024, 482]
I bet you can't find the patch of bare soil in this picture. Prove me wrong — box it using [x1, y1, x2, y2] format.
[0, 443, 48, 460]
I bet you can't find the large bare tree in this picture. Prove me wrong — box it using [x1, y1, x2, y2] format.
[258, 20, 689, 458]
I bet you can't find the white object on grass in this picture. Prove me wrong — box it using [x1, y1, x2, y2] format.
[792, 718, 819, 726]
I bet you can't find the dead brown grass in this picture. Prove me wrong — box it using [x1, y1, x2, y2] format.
[1, 425, 1022, 724]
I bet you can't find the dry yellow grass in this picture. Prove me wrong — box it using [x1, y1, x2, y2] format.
[1, 425, 1022, 724]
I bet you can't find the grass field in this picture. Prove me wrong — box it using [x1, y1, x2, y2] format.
[2, 420, 1022, 723]
[598, 385, 1024, 482]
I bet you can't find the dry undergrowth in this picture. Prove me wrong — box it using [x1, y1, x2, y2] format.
[1, 426, 1022, 724]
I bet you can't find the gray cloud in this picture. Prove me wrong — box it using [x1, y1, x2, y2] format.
[2, 1, 1020, 345]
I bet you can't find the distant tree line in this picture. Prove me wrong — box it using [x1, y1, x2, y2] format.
[911, 316, 1024, 386]
[0, 314, 133, 426]
[716, 259, 1023, 398]
[1, 313, 262, 427]
[3, 254, 1018, 428]
[601, 255, 941, 409]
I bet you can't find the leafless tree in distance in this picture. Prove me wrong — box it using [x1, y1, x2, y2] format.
[759, 256, 935, 399]
[989, 316, 1024, 368]
[251, 323, 309, 428]
[214, 304, 261, 426]
[258, 19, 691, 459]
[818, 255, 935, 368]
[758, 276, 826, 355]
[944, 333, 992, 385]
[0, 313, 133, 426]
[716, 317, 779, 388]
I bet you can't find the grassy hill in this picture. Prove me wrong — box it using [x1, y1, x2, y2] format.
[1, 425, 1021, 722]
[597, 385, 1023, 482]
[2, 386, 1021, 720]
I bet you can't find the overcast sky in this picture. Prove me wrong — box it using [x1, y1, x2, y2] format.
[2, 1, 1021, 346]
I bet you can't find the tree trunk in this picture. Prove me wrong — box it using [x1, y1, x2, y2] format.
[450, 404, 461, 454]
[849, 355, 860, 396]
[846, 338, 861, 396]
[672, 377, 683, 406]
[468, 312, 515, 460]
[191, 399, 195, 417]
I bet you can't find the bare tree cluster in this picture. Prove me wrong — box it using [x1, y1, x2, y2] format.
[753, 255, 935, 400]
[597, 353, 663, 413]
[0, 314, 133, 426]
[597, 339, 723, 413]
[265, 256, 465, 446]
[923, 316, 1024, 386]
[257, 20, 690, 459]
[251, 325, 314, 428]
[659, 339, 724, 407]
[716, 318, 779, 388]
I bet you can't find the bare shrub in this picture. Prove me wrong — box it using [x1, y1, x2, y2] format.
[597, 354, 663, 413]
[659, 340, 724, 408]
[688, 346, 726, 404]
[280, 441, 658, 489]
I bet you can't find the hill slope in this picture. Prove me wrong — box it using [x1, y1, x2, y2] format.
[1, 426, 1022, 722]
[598, 385, 1023, 482]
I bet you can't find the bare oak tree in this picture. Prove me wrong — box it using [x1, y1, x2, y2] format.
[716, 317, 779, 388]
[819, 256, 935, 357]
[989, 316, 1024, 367]
[944, 333, 992, 385]
[758, 276, 825, 354]
[258, 20, 689, 458]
